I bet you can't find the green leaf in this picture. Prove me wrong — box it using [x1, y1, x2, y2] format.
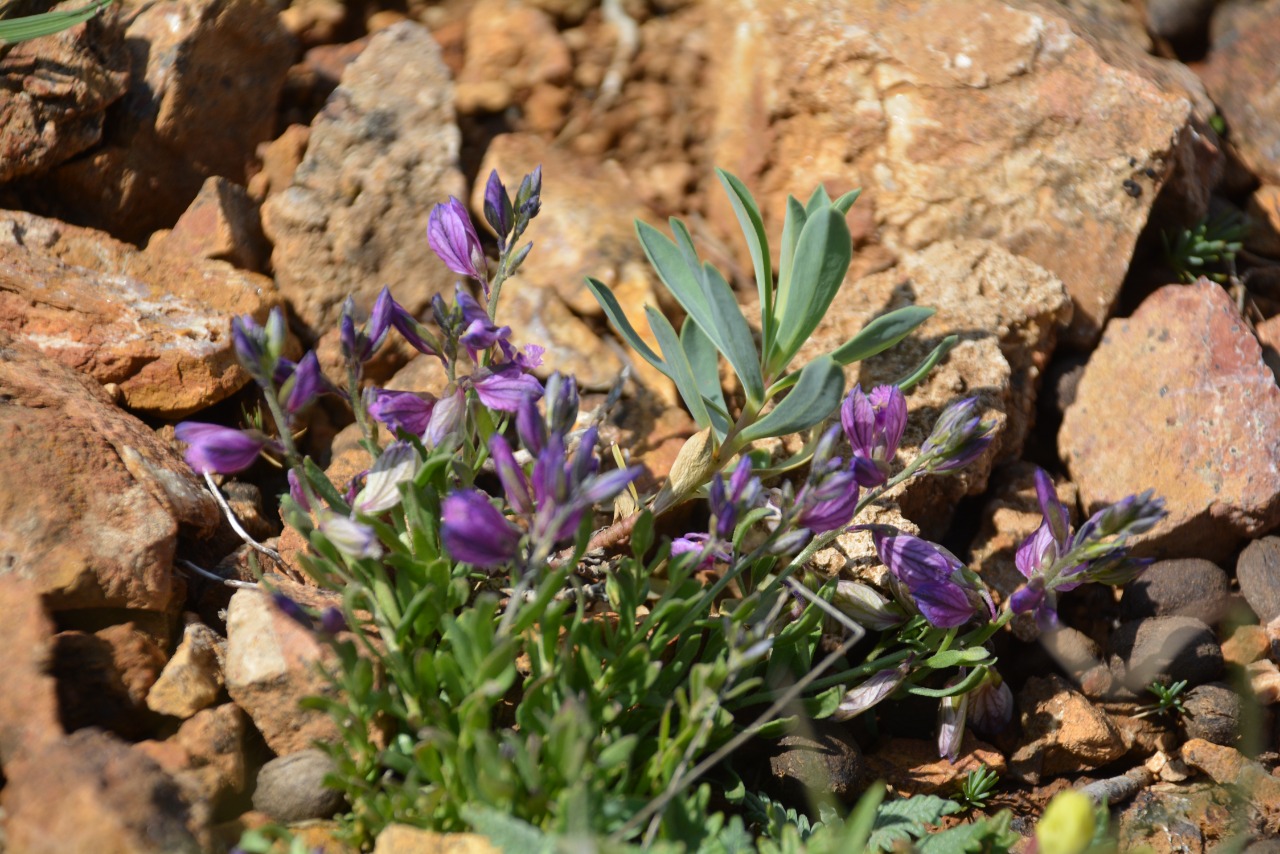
[770, 207, 852, 374]
[773, 196, 808, 359]
[829, 306, 936, 365]
[0, 0, 111, 45]
[895, 334, 958, 391]
[717, 169, 775, 348]
[680, 317, 731, 437]
[586, 276, 671, 379]
[805, 184, 833, 217]
[832, 188, 863, 214]
[461, 806, 556, 854]
[646, 305, 712, 429]
[737, 355, 844, 443]
[922, 647, 993, 670]
[868, 794, 963, 853]
[840, 784, 887, 853]
[637, 219, 714, 324]
[907, 666, 989, 698]
[662, 218, 765, 405]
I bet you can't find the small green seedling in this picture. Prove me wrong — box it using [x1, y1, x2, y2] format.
[955, 765, 1000, 811]
[1136, 679, 1188, 719]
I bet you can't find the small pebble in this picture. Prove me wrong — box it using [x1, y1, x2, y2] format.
[1181, 682, 1241, 746]
[251, 748, 346, 823]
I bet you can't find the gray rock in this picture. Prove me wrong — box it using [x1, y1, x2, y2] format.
[261, 21, 465, 336]
[1109, 617, 1224, 692]
[1182, 682, 1241, 746]
[1041, 626, 1103, 678]
[1119, 559, 1231, 625]
[252, 748, 346, 822]
[764, 721, 865, 804]
[1145, 0, 1217, 43]
[1237, 537, 1280, 624]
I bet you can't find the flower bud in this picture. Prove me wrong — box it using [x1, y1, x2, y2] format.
[920, 398, 996, 473]
[832, 660, 911, 720]
[832, 581, 905, 631]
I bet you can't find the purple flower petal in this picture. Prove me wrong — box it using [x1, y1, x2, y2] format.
[483, 169, 513, 240]
[832, 661, 911, 721]
[427, 197, 487, 284]
[175, 422, 267, 474]
[489, 434, 533, 515]
[284, 350, 324, 415]
[368, 389, 436, 437]
[441, 490, 521, 568]
[874, 532, 977, 628]
[425, 388, 464, 447]
[472, 366, 544, 412]
[937, 685, 968, 762]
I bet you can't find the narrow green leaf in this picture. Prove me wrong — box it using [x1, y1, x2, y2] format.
[805, 183, 833, 216]
[895, 334, 958, 392]
[585, 276, 671, 379]
[680, 317, 731, 438]
[646, 306, 712, 429]
[0, 0, 112, 45]
[833, 188, 863, 214]
[716, 169, 775, 347]
[700, 261, 765, 404]
[636, 219, 714, 325]
[737, 355, 844, 443]
[830, 305, 936, 365]
[770, 207, 852, 374]
[660, 218, 764, 405]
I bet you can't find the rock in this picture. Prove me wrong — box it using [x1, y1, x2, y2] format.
[135, 703, 248, 837]
[0, 210, 280, 417]
[1182, 738, 1280, 805]
[1247, 659, 1280, 705]
[796, 240, 1071, 535]
[762, 721, 865, 803]
[1119, 559, 1231, 625]
[0, 729, 200, 854]
[0, 2, 129, 182]
[969, 463, 1079, 640]
[1246, 186, 1280, 259]
[705, 0, 1220, 348]
[53, 630, 150, 738]
[1201, 2, 1280, 183]
[1109, 617, 1224, 692]
[1222, 624, 1270, 667]
[1146, 0, 1217, 44]
[0, 334, 219, 613]
[1010, 674, 1126, 783]
[0, 577, 62, 765]
[248, 124, 311, 202]
[1182, 683, 1242, 746]
[1110, 710, 1179, 759]
[373, 826, 500, 854]
[1041, 627, 1105, 681]
[147, 176, 269, 272]
[808, 503, 919, 584]
[252, 748, 345, 822]
[262, 22, 465, 336]
[96, 622, 169, 709]
[1237, 537, 1280, 624]
[472, 133, 677, 404]
[1061, 281, 1280, 562]
[38, 0, 295, 243]
[1118, 784, 1237, 854]
[223, 588, 340, 755]
[864, 736, 1006, 797]
[455, 0, 571, 114]
[147, 621, 226, 719]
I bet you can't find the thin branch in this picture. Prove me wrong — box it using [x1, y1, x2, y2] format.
[203, 470, 284, 564]
[176, 558, 258, 590]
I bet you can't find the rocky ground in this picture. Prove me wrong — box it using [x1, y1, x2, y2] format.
[2, 0, 1280, 851]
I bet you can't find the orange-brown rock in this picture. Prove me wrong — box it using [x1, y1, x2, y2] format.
[0, 577, 61, 766]
[705, 0, 1220, 347]
[1011, 674, 1126, 783]
[147, 176, 269, 272]
[1061, 280, 1280, 561]
[1200, 1, 1280, 183]
[0, 210, 279, 417]
[0, 334, 218, 612]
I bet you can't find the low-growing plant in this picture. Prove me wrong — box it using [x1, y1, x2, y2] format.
[1162, 212, 1249, 284]
[954, 765, 1000, 812]
[178, 167, 1166, 850]
[1136, 678, 1189, 719]
[0, 0, 112, 48]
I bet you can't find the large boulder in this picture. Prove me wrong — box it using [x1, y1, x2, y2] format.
[1060, 280, 1280, 561]
[262, 22, 466, 336]
[0, 211, 279, 417]
[0, 334, 218, 613]
[704, 0, 1220, 348]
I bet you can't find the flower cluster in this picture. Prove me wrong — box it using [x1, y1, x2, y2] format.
[1009, 468, 1167, 629]
[440, 374, 641, 570]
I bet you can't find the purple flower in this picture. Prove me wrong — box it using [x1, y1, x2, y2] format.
[515, 165, 542, 222]
[441, 490, 522, 568]
[428, 197, 488, 287]
[1074, 489, 1167, 547]
[379, 287, 441, 358]
[318, 607, 347, 636]
[490, 434, 533, 515]
[841, 384, 907, 487]
[287, 469, 312, 512]
[920, 398, 996, 473]
[483, 169, 513, 241]
[795, 468, 860, 534]
[968, 671, 1013, 737]
[516, 395, 548, 456]
[340, 292, 392, 365]
[708, 457, 761, 540]
[425, 388, 465, 447]
[471, 364, 544, 412]
[543, 372, 579, 438]
[175, 422, 270, 474]
[671, 532, 731, 568]
[937, 680, 968, 762]
[272, 593, 311, 629]
[873, 531, 979, 628]
[456, 288, 510, 359]
[283, 350, 324, 415]
[232, 309, 286, 385]
[368, 389, 436, 437]
[832, 659, 912, 721]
